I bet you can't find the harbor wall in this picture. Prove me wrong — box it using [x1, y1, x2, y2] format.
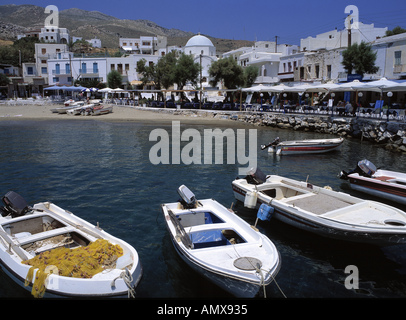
[227, 112, 406, 153]
[154, 108, 406, 153]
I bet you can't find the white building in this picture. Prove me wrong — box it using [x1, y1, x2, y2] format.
[183, 34, 218, 87]
[371, 32, 406, 80]
[39, 26, 70, 44]
[300, 22, 387, 52]
[47, 53, 107, 85]
[223, 41, 300, 85]
[119, 36, 167, 55]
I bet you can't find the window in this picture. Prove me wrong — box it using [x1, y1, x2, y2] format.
[65, 63, 70, 74]
[93, 62, 98, 73]
[55, 64, 60, 75]
[327, 65, 332, 79]
[27, 67, 34, 75]
[81, 63, 86, 74]
[395, 51, 402, 65]
[41, 48, 46, 55]
[41, 67, 47, 74]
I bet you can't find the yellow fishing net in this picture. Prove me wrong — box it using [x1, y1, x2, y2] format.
[22, 239, 123, 298]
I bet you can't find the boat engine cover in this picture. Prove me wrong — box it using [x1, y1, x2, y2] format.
[177, 185, 196, 208]
[2, 191, 30, 217]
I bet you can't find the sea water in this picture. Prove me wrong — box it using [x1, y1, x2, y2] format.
[1, 119, 406, 299]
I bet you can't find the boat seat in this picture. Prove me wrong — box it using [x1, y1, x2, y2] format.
[190, 230, 229, 249]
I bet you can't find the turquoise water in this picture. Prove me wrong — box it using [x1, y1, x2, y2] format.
[1, 118, 406, 299]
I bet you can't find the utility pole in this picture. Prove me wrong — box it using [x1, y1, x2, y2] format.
[275, 36, 278, 53]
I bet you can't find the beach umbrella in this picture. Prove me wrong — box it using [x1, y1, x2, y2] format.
[354, 78, 406, 92]
[304, 82, 341, 93]
[283, 83, 313, 93]
[384, 81, 406, 92]
[242, 84, 270, 92]
[99, 87, 113, 92]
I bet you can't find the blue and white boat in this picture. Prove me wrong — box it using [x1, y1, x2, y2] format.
[161, 185, 281, 298]
[232, 169, 406, 245]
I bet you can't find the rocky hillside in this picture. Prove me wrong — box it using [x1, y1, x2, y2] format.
[0, 4, 253, 53]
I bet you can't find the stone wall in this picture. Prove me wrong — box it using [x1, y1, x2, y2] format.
[229, 112, 406, 153]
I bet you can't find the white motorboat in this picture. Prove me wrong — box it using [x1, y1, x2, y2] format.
[340, 159, 406, 206]
[261, 137, 344, 155]
[0, 191, 142, 298]
[91, 105, 113, 116]
[66, 102, 87, 115]
[161, 185, 281, 298]
[55, 101, 84, 114]
[232, 169, 406, 245]
[82, 104, 113, 116]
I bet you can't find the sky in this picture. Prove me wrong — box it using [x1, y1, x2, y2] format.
[5, 0, 406, 45]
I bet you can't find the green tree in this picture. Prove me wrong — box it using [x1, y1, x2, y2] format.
[107, 70, 123, 88]
[341, 42, 379, 77]
[0, 73, 10, 86]
[136, 58, 156, 88]
[209, 56, 244, 89]
[0, 37, 39, 66]
[156, 51, 177, 89]
[243, 65, 259, 88]
[174, 53, 200, 90]
[385, 26, 406, 37]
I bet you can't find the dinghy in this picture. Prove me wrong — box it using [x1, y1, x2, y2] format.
[161, 185, 281, 298]
[0, 191, 142, 298]
[340, 159, 406, 206]
[261, 137, 344, 155]
[232, 169, 406, 245]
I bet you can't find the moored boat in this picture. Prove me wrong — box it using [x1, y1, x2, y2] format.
[340, 159, 406, 206]
[0, 191, 142, 298]
[261, 137, 344, 155]
[161, 185, 281, 298]
[82, 104, 113, 116]
[232, 168, 406, 245]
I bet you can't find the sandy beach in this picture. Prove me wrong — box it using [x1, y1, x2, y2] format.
[0, 103, 242, 126]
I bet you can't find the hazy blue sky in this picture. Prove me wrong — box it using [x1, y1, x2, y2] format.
[6, 0, 406, 44]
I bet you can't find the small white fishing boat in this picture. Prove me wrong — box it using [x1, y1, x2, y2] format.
[64, 99, 75, 106]
[55, 101, 84, 114]
[91, 105, 113, 116]
[261, 137, 344, 155]
[161, 185, 281, 298]
[340, 159, 406, 206]
[232, 169, 406, 245]
[82, 105, 113, 116]
[66, 102, 87, 115]
[0, 191, 142, 298]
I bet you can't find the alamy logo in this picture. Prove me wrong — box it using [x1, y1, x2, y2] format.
[345, 5, 359, 30]
[149, 121, 257, 175]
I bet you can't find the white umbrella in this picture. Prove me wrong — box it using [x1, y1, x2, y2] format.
[242, 84, 271, 92]
[283, 83, 313, 93]
[330, 80, 365, 92]
[304, 82, 341, 92]
[99, 87, 113, 92]
[384, 81, 406, 92]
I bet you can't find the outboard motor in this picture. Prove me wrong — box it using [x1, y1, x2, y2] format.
[0, 191, 30, 218]
[244, 167, 267, 185]
[340, 159, 377, 180]
[177, 185, 197, 209]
